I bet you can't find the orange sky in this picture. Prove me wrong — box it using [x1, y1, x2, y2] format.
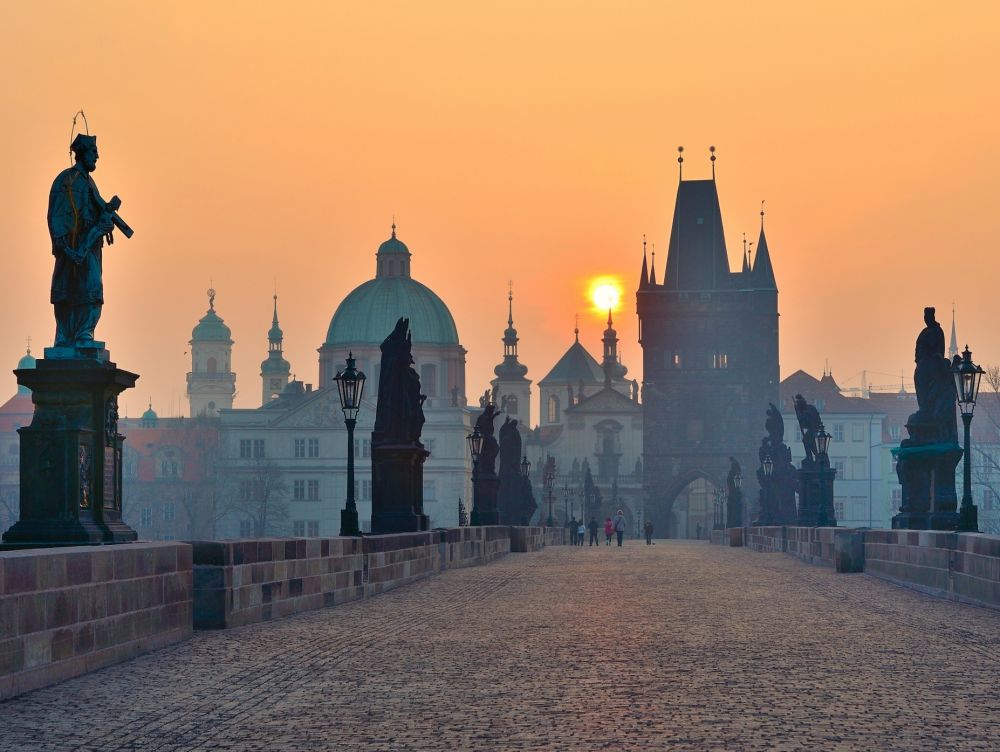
[2, 2, 998, 415]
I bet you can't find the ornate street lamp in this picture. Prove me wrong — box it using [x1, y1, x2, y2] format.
[333, 352, 366, 536]
[543, 458, 556, 527]
[520, 455, 531, 477]
[763, 455, 774, 477]
[466, 426, 483, 467]
[734, 471, 743, 490]
[954, 345, 984, 532]
[815, 424, 832, 459]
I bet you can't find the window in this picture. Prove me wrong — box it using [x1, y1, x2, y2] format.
[425, 439, 436, 453]
[162, 502, 175, 522]
[253, 439, 265, 458]
[889, 426, 901, 440]
[240, 439, 252, 459]
[713, 352, 728, 369]
[891, 488, 902, 512]
[671, 352, 682, 369]
[834, 460, 845, 476]
[362, 440, 371, 459]
[505, 394, 519, 415]
[307, 520, 319, 537]
[293, 480, 306, 500]
[423, 480, 437, 501]
[140, 507, 152, 527]
[294, 439, 306, 458]
[239, 479, 254, 501]
[547, 395, 560, 424]
[833, 424, 844, 443]
[155, 448, 181, 479]
[815, 399, 826, 411]
[308, 438, 319, 458]
[307, 480, 319, 501]
[207, 356, 217, 374]
[834, 499, 846, 520]
[362, 480, 372, 501]
[293, 520, 305, 537]
[851, 458, 865, 481]
[420, 364, 438, 398]
[354, 439, 361, 458]
[240, 519, 255, 537]
[852, 423, 864, 442]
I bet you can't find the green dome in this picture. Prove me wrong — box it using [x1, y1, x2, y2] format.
[325, 277, 459, 346]
[17, 350, 36, 371]
[324, 227, 459, 347]
[141, 405, 158, 421]
[192, 309, 232, 342]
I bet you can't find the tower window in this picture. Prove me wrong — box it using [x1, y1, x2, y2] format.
[713, 352, 728, 369]
[547, 394, 560, 424]
[207, 357, 218, 374]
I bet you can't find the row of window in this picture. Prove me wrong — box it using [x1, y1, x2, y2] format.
[662, 351, 730, 370]
[239, 438, 374, 460]
[139, 503, 176, 527]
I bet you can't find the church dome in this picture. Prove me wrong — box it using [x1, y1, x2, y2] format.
[17, 349, 36, 371]
[324, 226, 460, 347]
[192, 291, 233, 342]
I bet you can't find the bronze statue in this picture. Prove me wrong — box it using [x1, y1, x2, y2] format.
[793, 394, 822, 463]
[373, 318, 425, 445]
[474, 400, 501, 476]
[47, 133, 132, 349]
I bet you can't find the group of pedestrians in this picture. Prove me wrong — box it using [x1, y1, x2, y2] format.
[567, 510, 628, 546]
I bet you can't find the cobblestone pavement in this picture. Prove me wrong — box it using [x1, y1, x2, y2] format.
[2, 541, 1000, 751]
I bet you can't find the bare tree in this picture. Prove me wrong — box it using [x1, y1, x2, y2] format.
[226, 458, 290, 537]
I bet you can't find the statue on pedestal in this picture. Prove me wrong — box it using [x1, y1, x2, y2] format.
[497, 417, 537, 525]
[370, 318, 430, 533]
[793, 394, 822, 465]
[893, 307, 962, 530]
[755, 403, 797, 525]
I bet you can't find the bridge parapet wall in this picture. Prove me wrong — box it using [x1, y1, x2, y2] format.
[0, 542, 191, 701]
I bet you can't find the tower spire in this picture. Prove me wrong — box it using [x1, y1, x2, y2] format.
[574, 314, 579, 343]
[639, 235, 649, 288]
[741, 232, 750, 274]
[710, 145, 716, 180]
[649, 244, 657, 286]
[949, 303, 959, 360]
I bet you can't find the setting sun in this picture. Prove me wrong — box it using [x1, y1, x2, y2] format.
[589, 278, 623, 314]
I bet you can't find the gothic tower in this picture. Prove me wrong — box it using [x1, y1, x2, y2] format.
[490, 287, 531, 425]
[637, 151, 779, 534]
[186, 288, 236, 417]
[260, 294, 291, 405]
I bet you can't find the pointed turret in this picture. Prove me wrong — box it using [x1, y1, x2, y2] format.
[491, 285, 531, 423]
[601, 310, 628, 387]
[750, 212, 777, 290]
[949, 306, 959, 360]
[649, 245, 658, 286]
[639, 236, 649, 289]
[493, 287, 529, 381]
[741, 233, 750, 274]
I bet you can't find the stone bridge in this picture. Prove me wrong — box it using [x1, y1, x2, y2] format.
[2, 527, 1000, 750]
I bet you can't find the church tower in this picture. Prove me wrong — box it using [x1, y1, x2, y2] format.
[637, 148, 779, 534]
[490, 286, 531, 425]
[186, 288, 236, 417]
[260, 294, 291, 405]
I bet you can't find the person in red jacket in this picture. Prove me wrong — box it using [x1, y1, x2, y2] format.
[603, 516, 614, 545]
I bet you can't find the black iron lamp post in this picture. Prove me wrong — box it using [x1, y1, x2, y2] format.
[521, 455, 531, 478]
[763, 455, 774, 478]
[815, 424, 832, 459]
[730, 469, 743, 528]
[954, 345, 984, 533]
[713, 487, 723, 530]
[466, 426, 483, 525]
[333, 352, 366, 536]
[544, 460, 556, 527]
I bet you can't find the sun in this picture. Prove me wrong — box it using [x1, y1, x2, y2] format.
[589, 277, 623, 313]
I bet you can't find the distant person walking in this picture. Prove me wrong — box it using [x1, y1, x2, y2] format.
[604, 516, 614, 545]
[643, 519, 654, 545]
[696, 523, 703, 540]
[568, 517, 578, 546]
[614, 510, 626, 547]
[577, 521, 586, 546]
[587, 516, 600, 546]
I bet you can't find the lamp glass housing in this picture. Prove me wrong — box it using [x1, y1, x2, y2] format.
[734, 472, 742, 489]
[466, 426, 483, 462]
[520, 455, 531, 477]
[954, 346, 984, 417]
[333, 352, 366, 422]
[763, 455, 774, 477]
[815, 425, 832, 457]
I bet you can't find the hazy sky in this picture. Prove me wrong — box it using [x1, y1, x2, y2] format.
[2, 2, 998, 415]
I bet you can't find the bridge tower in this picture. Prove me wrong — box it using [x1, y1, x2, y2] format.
[636, 151, 779, 536]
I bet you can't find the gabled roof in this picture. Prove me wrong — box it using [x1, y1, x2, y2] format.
[539, 339, 604, 386]
[566, 386, 641, 414]
[779, 370, 884, 416]
[0, 392, 32, 431]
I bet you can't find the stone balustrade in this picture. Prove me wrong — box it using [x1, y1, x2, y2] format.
[0, 542, 191, 701]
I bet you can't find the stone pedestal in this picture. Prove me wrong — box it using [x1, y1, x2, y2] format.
[892, 441, 962, 530]
[471, 473, 500, 526]
[726, 488, 743, 528]
[2, 354, 138, 548]
[370, 443, 430, 534]
[797, 459, 837, 527]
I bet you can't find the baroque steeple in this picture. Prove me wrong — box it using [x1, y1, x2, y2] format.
[949, 305, 959, 360]
[601, 309, 628, 387]
[260, 293, 291, 404]
[494, 285, 528, 381]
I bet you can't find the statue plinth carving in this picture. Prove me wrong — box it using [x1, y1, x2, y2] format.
[3, 358, 138, 547]
[370, 318, 430, 534]
[892, 308, 962, 530]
